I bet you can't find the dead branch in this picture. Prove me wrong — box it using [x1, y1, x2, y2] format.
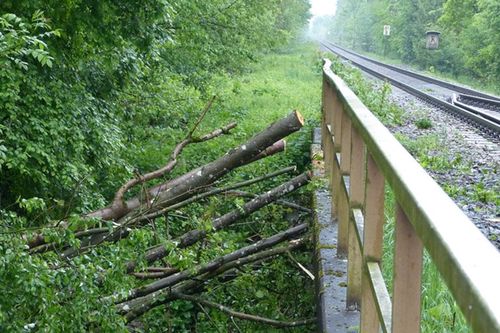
[121, 223, 308, 302]
[132, 165, 297, 223]
[119, 238, 306, 322]
[248, 139, 286, 163]
[126, 171, 311, 273]
[224, 189, 312, 214]
[171, 291, 315, 328]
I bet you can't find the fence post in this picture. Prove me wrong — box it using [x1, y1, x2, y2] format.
[337, 113, 352, 256]
[346, 127, 366, 308]
[360, 153, 385, 332]
[392, 204, 423, 332]
[322, 77, 332, 175]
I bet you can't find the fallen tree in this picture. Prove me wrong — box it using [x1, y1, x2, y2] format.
[24, 110, 316, 330]
[28, 110, 305, 254]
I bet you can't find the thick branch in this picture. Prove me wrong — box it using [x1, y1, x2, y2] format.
[131, 267, 180, 280]
[126, 171, 311, 272]
[110, 119, 235, 213]
[134, 165, 296, 223]
[248, 139, 286, 163]
[172, 291, 315, 328]
[87, 110, 304, 222]
[224, 189, 312, 214]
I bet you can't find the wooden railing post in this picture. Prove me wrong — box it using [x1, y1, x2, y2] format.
[360, 153, 385, 332]
[392, 204, 423, 332]
[340, 114, 352, 174]
[330, 85, 343, 221]
[346, 127, 366, 308]
[321, 77, 333, 177]
[337, 113, 351, 256]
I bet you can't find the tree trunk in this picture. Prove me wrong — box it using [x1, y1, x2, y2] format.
[86, 111, 304, 222]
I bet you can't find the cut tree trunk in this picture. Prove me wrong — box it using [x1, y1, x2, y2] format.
[86, 110, 304, 222]
[28, 111, 303, 251]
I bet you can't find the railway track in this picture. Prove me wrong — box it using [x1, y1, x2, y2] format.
[321, 41, 500, 136]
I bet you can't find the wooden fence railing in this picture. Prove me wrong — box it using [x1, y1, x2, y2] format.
[321, 58, 500, 332]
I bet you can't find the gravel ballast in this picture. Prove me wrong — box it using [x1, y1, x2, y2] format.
[379, 82, 499, 249]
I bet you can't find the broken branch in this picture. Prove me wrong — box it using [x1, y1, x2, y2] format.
[171, 291, 315, 328]
[126, 171, 311, 272]
[122, 223, 308, 301]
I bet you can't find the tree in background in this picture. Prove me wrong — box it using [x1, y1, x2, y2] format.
[327, 0, 500, 88]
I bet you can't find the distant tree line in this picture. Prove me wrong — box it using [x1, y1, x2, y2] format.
[319, 0, 500, 87]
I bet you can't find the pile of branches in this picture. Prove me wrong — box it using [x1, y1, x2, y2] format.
[26, 104, 315, 330]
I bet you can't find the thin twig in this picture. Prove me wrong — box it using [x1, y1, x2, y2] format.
[196, 303, 224, 333]
[187, 95, 216, 139]
[224, 189, 312, 214]
[171, 291, 315, 328]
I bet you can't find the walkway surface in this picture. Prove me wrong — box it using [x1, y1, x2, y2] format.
[312, 128, 360, 332]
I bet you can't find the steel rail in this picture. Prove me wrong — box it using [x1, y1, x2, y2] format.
[457, 93, 500, 112]
[324, 41, 500, 102]
[452, 94, 500, 124]
[321, 42, 500, 136]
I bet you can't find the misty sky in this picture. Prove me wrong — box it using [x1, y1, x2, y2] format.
[310, 0, 337, 17]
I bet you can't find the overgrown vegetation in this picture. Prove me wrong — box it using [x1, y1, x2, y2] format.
[311, 0, 500, 94]
[0, 2, 324, 331]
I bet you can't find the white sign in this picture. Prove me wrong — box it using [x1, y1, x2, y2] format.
[383, 25, 391, 36]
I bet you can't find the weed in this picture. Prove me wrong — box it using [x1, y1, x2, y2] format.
[415, 117, 433, 129]
[472, 182, 499, 205]
[443, 183, 467, 199]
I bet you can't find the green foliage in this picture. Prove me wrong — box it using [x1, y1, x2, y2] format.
[471, 182, 499, 205]
[0, 3, 319, 324]
[415, 117, 433, 129]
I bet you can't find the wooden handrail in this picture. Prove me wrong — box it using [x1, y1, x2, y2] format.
[321, 58, 500, 332]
